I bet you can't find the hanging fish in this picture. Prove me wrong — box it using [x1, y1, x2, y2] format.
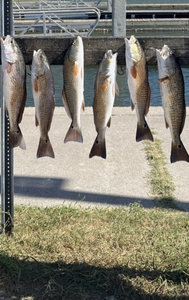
[156, 44, 189, 163]
[125, 35, 153, 142]
[31, 49, 55, 158]
[1, 35, 26, 149]
[89, 50, 119, 159]
[62, 36, 85, 143]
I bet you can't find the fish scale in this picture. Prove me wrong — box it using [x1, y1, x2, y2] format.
[156, 44, 189, 163]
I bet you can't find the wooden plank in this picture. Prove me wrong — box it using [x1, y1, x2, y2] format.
[1, 36, 189, 65]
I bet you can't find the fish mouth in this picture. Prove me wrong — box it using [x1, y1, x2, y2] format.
[156, 45, 172, 60]
[105, 50, 113, 61]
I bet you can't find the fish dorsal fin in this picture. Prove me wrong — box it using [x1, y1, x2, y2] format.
[107, 117, 111, 128]
[115, 81, 119, 96]
[145, 84, 151, 116]
[131, 65, 137, 79]
[158, 76, 169, 83]
[81, 98, 85, 111]
[47, 97, 55, 132]
[35, 115, 39, 127]
[165, 117, 169, 128]
[180, 106, 186, 134]
[131, 99, 135, 111]
[62, 88, 71, 119]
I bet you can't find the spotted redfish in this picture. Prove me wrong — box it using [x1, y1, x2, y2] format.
[125, 35, 153, 142]
[62, 36, 85, 143]
[1, 35, 26, 149]
[89, 50, 119, 159]
[156, 44, 189, 163]
[31, 49, 55, 158]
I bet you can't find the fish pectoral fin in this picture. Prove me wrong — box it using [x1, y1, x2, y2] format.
[62, 88, 71, 119]
[131, 65, 137, 79]
[145, 84, 151, 116]
[74, 63, 79, 76]
[6, 63, 12, 74]
[107, 117, 111, 128]
[158, 76, 169, 83]
[34, 78, 39, 93]
[102, 79, 110, 92]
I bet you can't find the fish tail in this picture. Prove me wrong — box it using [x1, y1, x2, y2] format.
[171, 141, 189, 163]
[89, 137, 106, 159]
[64, 124, 83, 143]
[37, 137, 55, 158]
[9, 127, 26, 150]
[136, 121, 154, 142]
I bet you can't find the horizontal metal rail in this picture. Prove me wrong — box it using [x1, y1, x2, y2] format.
[13, 7, 101, 36]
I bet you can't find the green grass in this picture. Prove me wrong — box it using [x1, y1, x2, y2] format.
[1, 205, 189, 300]
[143, 135, 180, 209]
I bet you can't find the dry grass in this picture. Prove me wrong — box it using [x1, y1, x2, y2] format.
[0, 204, 189, 299]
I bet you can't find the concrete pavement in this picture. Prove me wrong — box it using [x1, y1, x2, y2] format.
[3, 107, 189, 211]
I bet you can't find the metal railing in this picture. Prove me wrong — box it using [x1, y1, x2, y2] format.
[13, 7, 101, 36]
[13, 0, 102, 9]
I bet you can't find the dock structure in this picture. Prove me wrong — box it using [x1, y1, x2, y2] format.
[0, 36, 188, 66]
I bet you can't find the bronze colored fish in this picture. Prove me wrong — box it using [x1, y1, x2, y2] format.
[89, 50, 119, 159]
[156, 44, 189, 163]
[62, 36, 85, 143]
[31, 49, 55, 158]
[125, 35, 153, 142]
[1, 35, 26, 149]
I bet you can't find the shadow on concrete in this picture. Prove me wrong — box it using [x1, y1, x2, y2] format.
[0, 253, 189, 300]
[0, 175, 188, 211]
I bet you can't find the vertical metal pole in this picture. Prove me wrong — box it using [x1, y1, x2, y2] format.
[112, 0, 126, 37]
[1, 0, 14, 235]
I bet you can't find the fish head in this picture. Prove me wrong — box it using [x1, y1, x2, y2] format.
[156, 45, 176, 77]
[68, 36, 83, 62]
[100, 50, 118, 77]
[32, 49, 49, 76]
[1, 35, 19, 64]
[125, 35, 143, 63]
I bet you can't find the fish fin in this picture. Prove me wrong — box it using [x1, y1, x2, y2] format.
[74, 63, 79, 76]
[81, 98, 85, 111]
[102, 79, 110, 92]
[9, 127, 26, 150]
[165, 117, 169, 128]
[37, 137, 55, 158]
[47, 98, 55, 132]
[34, 78, 39, 93]
[145, 85, 151, 116]
[136, 121, 154, 142]
[89, 137, 106, 159]
[6, 63, 12, 74]
[35, 115, 39, 127]
[131, 65, 137, 79]
[64, 124, 83, 143]
[158, 76, 169, 83]
[115, 81, 119, 96]
[107, 117, 111, 128]
[62, 88, 71, 119]
[171, 141, 189, 163]
[131, 99, 135, 111]
[180, 107, 186, 134]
